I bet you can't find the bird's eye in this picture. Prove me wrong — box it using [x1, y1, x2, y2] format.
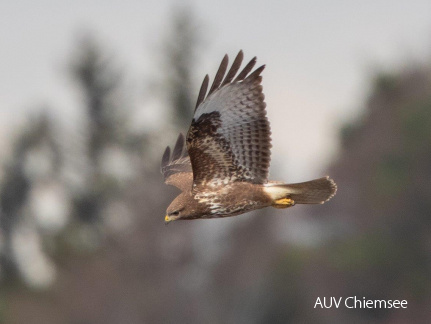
[171, 211, 180, 216]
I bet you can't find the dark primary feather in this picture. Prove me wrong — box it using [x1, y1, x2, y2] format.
[171, 133, 185, 161]
[208, 54, 229, 96]
[161, 133, 192, 183]
[234, 56, 257, 82]
[161, 146, 171, 170]
[221, 50, 244, 87]
[195, 75, 209, 110]
[246, 65, 266, 80]
[187, 52, 271, 188]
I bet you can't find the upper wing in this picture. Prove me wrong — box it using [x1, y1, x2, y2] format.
[186, 51, 271, 188]
[161, 133, 193, 191]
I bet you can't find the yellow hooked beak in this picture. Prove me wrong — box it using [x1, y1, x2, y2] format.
[165, 215, 172, 224]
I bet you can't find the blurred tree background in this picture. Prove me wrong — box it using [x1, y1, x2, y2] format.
[0, 7, 430, 324]
[260, 64, 431, 323]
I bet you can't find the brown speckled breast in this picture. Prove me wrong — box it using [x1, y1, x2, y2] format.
[193, 182, 272, 219]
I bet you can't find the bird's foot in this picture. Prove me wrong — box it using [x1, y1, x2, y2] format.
[272, 197, 295, 209]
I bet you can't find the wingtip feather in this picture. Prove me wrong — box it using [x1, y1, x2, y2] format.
[208, 54, 229, 96]
[221, 50, 244, 87]
[172, 133, 185, 161]
[234, 56, 257, 82]
[195, 74, 209, 110]
[161, 146, 171, 170]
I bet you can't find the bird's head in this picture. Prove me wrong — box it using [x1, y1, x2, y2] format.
[165, 192, 201, 224]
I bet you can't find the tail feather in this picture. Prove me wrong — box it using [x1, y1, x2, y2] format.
[266, 176, 337, 205]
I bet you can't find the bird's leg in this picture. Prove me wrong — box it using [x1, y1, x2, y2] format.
[272, 197, 295, 209]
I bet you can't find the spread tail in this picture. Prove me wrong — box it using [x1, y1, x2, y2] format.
[265, 176, 337, 205]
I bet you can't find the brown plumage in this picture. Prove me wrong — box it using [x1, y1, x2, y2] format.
[161, 51, 337, 223]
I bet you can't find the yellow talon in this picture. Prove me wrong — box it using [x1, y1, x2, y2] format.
[272, 197, 295, 209]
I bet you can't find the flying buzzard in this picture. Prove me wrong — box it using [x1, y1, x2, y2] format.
[162, 51, 336, 223]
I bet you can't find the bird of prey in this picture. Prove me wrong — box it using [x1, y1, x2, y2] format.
[162, 51, 336, 223]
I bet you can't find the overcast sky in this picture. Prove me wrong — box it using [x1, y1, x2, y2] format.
[1, 0, 431, 179]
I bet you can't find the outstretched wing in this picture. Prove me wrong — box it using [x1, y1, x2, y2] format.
[186, 51, 271, 188]
[161, 133, 193, 191]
